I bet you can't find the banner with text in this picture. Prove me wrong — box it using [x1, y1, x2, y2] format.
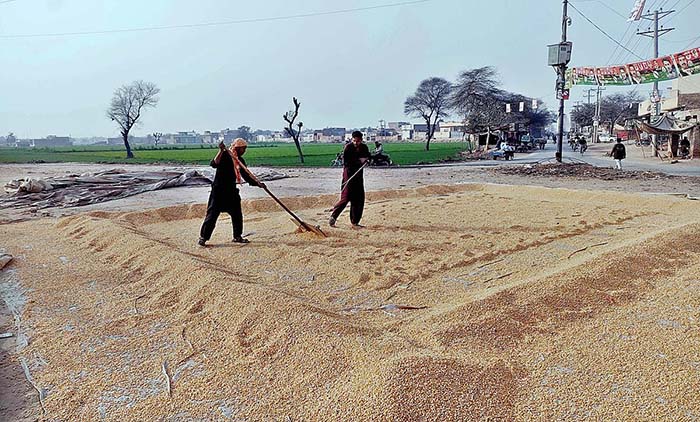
[673, 47, 700, 77]
[567, 46, 699, 87]
[595, 65, 632, 86]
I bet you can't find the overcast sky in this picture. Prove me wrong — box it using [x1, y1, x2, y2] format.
[0, 0, 697, 138]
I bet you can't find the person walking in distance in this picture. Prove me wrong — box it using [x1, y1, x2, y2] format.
[198, 138, 265, 246]
[610, 138, 626, 170]
[329, 131, 371, 228]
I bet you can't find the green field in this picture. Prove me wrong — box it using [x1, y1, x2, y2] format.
[0, 142, 468, 167]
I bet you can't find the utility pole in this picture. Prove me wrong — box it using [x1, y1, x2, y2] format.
[592, 86, 605, 143]
[556, 0, 569, 163]
[637, 8, 674, 156]
[584, 88, 596, 105]
[572, 101, 582, 133]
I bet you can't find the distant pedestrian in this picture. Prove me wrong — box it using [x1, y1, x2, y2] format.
[578, 136, 588, 154]
[610, 138, 626, 170]
[329, 131, 371, 228]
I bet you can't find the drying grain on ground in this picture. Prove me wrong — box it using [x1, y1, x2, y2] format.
[1, 183, 699, 420]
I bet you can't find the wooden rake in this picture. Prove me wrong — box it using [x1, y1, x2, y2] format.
[236, 159, 327, 237]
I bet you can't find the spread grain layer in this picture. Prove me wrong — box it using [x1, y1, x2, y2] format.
[2, 184, 699, 420]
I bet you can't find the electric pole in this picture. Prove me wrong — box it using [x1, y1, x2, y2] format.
[584, 88, 596, 105]
[556, 0, 569, 163]
[637, 8, 674, 155]
[592, 86, 605, 143]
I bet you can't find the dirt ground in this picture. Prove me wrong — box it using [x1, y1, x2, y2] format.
[1, 162, 700, 221]
[1, 165, 700, 420]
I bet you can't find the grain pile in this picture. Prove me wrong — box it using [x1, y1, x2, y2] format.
[1, 183, 699, 420]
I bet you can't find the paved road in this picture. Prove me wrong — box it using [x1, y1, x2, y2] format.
[428, 142, 700, 177]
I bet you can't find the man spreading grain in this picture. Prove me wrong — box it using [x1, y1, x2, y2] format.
[198, 138, 265, 246]
[329, 131, 371, 228]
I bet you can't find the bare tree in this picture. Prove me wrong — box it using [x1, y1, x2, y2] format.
[571, 103, 596, 129]
[450, 67, 510, 151]
[283, 97, 305, 164]
[600, 92, 643, 135]
[107, 81, 160, 158]
[152, 132, 163, 147]
[404, 77, 452, 151]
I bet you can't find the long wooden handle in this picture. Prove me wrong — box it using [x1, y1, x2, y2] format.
[263, 186, 308, 227]
[234, 157, 309, 227]
[341, 162, 369, 192]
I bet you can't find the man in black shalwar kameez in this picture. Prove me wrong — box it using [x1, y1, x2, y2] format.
[329, 131, 371, 228]
[198, 138, 264, 246]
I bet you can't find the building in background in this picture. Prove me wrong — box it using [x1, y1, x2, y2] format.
[638, 74, 700, 158]
[313, 127, 346, 143]
[172, 131, 202, 144]
[31, 135, 72, 147]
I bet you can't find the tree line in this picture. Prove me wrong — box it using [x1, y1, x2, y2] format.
[570, 92, 642, 136]
[107, 69, 558, 160]
[404, 66, 556, 151]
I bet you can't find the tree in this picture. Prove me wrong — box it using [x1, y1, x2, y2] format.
[152, 132, 163, 147]
[237, 125, 252, 141]
[283, 97, 304, 164]
[600, 92, 643, 134]
[107, 80, 160, 158]
[404, 77, 452, 151]
[450, 67, 511, 150]
[571, 103, 596, 129]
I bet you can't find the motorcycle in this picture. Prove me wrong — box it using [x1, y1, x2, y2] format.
[369, 153, 393, 166]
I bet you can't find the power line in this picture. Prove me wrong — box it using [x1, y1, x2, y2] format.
[569, 2, 644, 60]
[664, 0, 697, 23]
[666, 0, 685, 10]
[682, 35, 700, 49]
[0, 0, 430, 39]
[573, 0, 627, 19]
[610, 16, 647, 64]
[663, 35, 700, 43]
[606, 22, 633, 64]
[612, 0, 662, 63]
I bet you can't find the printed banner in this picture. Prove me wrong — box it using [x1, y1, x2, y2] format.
[673, 47, 700, 77]
[595, 65, 632, 86]
[568, 45, 699, 86]
[570, 67, 598, 86]
[627, 56, 679, 84]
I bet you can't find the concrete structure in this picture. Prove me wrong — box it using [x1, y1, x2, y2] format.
[201, 131, 221, 144]
[387, 121, 410, 130]
[31, 136, 72, 147]
[670, 75, 700, 158]
[313, 128, 346, 143]
[435, 121, 467, 140]
[412, 124, 430, 141]
[173, 131, 202, 144]
[14, 139, 31, 148]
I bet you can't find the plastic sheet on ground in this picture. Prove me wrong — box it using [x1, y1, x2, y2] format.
[0, 168, 288, 211]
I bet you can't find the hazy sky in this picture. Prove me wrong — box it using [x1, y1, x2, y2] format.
[1, 0, 697, 138]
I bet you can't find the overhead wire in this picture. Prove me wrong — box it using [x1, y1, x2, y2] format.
[682, 35, 700, 49]
[569, 2, 644, 60]
[0, 0, 430, 39]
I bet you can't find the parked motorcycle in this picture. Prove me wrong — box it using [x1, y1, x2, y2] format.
[369, 153, 393, 166]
